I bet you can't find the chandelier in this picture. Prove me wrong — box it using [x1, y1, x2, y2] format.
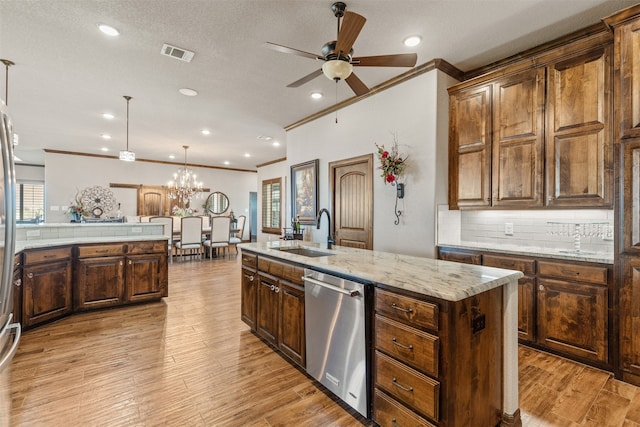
[167, 145, 203, 206]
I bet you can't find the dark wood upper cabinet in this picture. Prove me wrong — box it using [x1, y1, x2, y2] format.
[448, 85, 492, 209]
[448, 33, 613, 210]
[545, 47, 612, 207]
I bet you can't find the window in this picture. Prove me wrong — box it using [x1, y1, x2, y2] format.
[16, 182, 44, 222]
[261, 177, 281, 234]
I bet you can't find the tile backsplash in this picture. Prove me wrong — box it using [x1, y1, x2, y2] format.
[437, 206, 614, 254]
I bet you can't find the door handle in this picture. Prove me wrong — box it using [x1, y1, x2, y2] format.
[0, 322, 21, 372]
[302, 276, 360, 297]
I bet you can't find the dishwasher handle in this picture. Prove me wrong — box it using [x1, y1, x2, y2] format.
[303, 276, 360, 297]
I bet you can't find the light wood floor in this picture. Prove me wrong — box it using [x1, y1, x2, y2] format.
[8, 256, 640, 426]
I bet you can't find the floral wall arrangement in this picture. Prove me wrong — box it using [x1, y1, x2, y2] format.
[375, 132, 407, 225]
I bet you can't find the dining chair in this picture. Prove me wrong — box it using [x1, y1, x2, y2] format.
[125, 215, 140, 223]
[174, 216, 203, 260]
[140, 216, 151, 222]
[200, 215, 211, 239]
[149, 216, 174, 263]
[203, 216, 231, 259]
[229, 214, 246, 255]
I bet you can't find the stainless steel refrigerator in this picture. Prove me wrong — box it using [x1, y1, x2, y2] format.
[0, 100, 19, 427]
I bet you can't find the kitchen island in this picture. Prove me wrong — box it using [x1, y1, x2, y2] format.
[239, 241, 523, 427]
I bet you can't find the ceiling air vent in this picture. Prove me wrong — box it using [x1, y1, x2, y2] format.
[161, 43, 195, 62]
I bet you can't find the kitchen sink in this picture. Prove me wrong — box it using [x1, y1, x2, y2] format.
[273, 246, 333, 257]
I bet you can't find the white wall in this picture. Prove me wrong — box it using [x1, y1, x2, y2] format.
[44, 152, 257, 240]
[258, 68, 457, 258]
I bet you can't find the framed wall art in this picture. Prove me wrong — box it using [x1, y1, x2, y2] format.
[291, 159, 319, 225]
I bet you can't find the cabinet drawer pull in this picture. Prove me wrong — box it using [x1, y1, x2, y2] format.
[249, 275, 254, 282]
[128, 260, 132, 265]
[95, 249, 109, 253]
[43, 255, 57, 259]
[392, 338, 413, 350]
[270, 284, 275, 291]
[27, 273, 33, 279]
[539, 285, 544, 291]
[392, 419, 400, 427]
[274, 286, 280, 293]
[561, 269, 579, 276]
[120, 261, 124, 266]
[391, 303, 413, 314]
[14, 279, 21, 287]
[392, 378, 413, 392]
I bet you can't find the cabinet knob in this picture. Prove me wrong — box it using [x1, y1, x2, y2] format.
[275, 286, 280, 293]
[249, 275, 254, 282]
[120, 261, 123, 266]
[27, 273, 33, 279]
[270, 284, 275, 291]
[128, 260, 132, 265]
[391, 419, 399, 427]
[539, 284, 544, 291]
[14, 279, 21, 287]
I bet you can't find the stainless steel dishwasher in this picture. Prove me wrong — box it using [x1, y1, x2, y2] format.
[303, 268, 369, 418]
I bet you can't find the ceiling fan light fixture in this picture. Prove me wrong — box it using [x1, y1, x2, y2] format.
[97, 24, 120, 37]
[322, 60, 353, 81]
[403, 35, 422, 47]
[310, 92, 323, 99]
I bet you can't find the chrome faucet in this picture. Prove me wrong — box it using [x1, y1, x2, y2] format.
[316, 208, 335, 249]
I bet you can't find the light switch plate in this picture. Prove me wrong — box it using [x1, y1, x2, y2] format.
[504, 223, 514, 236]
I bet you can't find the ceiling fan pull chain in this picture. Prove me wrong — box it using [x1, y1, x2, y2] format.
[335, 80, 339, 123]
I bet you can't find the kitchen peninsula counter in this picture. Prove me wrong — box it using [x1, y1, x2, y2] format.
[239, 241, 522, 426]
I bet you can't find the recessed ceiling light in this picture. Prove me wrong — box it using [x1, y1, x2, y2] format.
[98, 24, 120, 37]
[201, 129, 210, 135]
[102, 113, 114, 120]
[403, 35, 422, 47]
[257, 135, 272, 141]
[169, 154, 175, 159]
[101, 147, 109, 152]
[101, 134, 111, 140]
[224, 161, 230, 165]
[244, 153, 250, 158]
[272, 141, 280, 147]
[179, 88, 198, 97]
[310, 92, 323, 100]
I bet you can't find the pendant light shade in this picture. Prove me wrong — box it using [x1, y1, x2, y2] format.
[119, 95, 135, 162]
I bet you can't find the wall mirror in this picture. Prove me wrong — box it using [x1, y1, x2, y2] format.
[205, 191, 230, 215]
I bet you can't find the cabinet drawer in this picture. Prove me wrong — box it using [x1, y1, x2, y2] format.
[375, 351, 440, 421]
[438, 247, 481, 265]
[374, 388, 437, 427]
[126, 241, 166, 255]
[23, 247, 72, 265]
[376, 315, 439, 377]
[538, 261, 608, 286]
[483, 254, 535, 275]
[77, 244, 125, 258]
[258, 257, 304, 285]
[375, 288, 438, 331]
[241, 252, 257, 269]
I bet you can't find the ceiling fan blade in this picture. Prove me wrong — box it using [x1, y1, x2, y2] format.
[352, 53, 418, 67]
[286, 69, 324, 88]
[265, 42, 323, 61]
[335, 11, 366, 56]
[345, 73, 369, 96]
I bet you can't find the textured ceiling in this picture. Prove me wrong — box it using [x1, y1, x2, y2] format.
[0, 0, 636, 169]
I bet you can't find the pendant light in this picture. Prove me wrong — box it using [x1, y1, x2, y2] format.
[119, 95, 135, 162]
[1, 59, 14, 106]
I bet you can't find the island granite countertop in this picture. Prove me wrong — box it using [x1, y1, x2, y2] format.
[238, 241, 523, 302]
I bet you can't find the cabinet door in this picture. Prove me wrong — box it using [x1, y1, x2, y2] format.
[537, 278, 607, 363]
[278, 281, 305, 367]
[492, 68, 545, 207]
[615, 18, 640, 140]
[125, 254, 165, 303]
[23, 261, 72, 327]
[621, 140, 640, 253]
[76, 256, 125, 310]
[517, 276, 536, 343]
[546, 47, 612, 207]
[241, 267, 257, 330]
[256, 273, 279, 345]
[620, 257, 640, 383]
[448, 85, 492, 208]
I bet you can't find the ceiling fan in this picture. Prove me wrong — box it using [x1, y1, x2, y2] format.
[266, 2, 418, 96]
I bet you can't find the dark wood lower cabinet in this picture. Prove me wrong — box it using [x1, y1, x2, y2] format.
[242, 250, 306, 368]
[23, 259, 72, 328]
[278, 280, 305, 366]
[12, 254, 22, 325]
[18, 241, 168, 330]
[75, 256, 125, 310]
[619, 257, 640, 384]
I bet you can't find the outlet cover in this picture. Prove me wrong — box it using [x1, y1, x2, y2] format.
[504, 223, 514, 236]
